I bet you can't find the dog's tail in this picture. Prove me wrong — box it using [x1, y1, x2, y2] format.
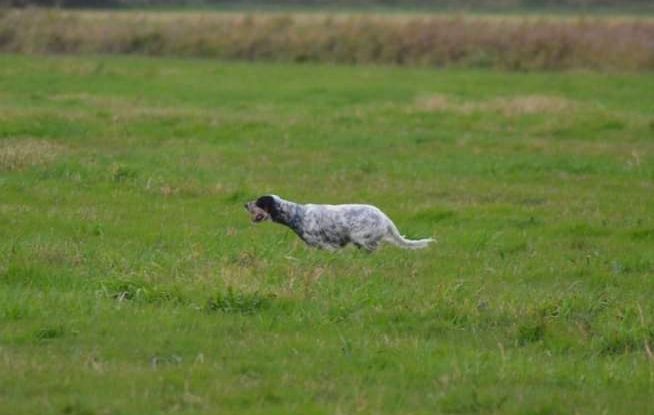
[385, 224, 435, 250]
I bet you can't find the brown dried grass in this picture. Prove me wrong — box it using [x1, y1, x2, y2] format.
[0, 138, 63, 171]
[1, 9, 653, 70]
[415, 94, 579, 115]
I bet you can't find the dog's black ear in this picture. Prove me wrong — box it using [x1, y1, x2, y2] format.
[255, 196, 277, 215]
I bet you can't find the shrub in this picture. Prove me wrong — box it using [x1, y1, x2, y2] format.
[1, 10, 653, 70]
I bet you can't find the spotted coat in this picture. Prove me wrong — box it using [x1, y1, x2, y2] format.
[245, 195, 434, 252]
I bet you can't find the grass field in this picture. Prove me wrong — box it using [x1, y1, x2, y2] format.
[1, 54, 654, 414]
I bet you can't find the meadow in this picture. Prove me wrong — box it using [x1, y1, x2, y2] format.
[0, 53, 654, 414]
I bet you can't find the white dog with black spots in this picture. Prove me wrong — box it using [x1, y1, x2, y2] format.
[245, 195, 435, 252]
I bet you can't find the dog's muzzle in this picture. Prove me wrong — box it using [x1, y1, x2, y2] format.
[245, 202, 268, 223]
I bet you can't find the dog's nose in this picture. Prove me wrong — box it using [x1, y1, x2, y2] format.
[243, 203, 248, 209]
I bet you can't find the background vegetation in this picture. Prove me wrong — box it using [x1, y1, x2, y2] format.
[1, 54, 653, 414]
[1, 9, 653, 71]
[3, 0, 654, 12]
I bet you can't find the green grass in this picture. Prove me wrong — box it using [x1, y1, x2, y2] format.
[1, 53, 653, 414]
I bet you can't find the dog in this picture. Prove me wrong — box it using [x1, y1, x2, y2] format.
[244, 195, 434, 252]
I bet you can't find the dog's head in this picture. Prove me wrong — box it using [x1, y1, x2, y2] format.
[244, 195, 278, 224]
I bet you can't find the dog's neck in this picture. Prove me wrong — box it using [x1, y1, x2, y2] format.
[271, 198, 304, 232]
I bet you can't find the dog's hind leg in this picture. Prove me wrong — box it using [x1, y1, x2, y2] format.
[354, 239, 379, 253]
